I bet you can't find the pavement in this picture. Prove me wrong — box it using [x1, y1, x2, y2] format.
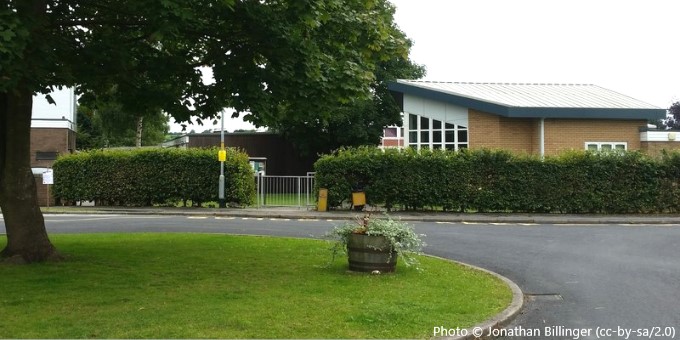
[36, 205, 680, 224]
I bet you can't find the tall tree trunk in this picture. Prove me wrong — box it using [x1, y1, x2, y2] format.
[135, 115, 144, 147]
[0, 89, 61, 263]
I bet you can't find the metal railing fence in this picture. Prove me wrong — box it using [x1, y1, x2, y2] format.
[255, 173, 315, 207]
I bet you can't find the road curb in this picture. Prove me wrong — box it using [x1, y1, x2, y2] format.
[34, 208, 680, 225]
[429, 256, 524, 340]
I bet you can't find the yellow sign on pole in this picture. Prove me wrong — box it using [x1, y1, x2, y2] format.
[218, 149, 226, 162]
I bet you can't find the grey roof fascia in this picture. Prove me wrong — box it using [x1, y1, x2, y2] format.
[388, 81, 511, 116]
[506, 107, 666, 120]
[388, 81, 666, 120]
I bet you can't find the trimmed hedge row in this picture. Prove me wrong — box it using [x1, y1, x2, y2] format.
[314, 147, 680, 213]
[53, 148, 255, 206]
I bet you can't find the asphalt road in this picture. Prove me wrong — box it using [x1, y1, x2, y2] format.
[2, 214, 680, 340]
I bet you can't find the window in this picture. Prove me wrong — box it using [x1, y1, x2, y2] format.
[585, 142, 627, 151]
[407, 114, 468, 151]
[381, 126, 403, 148]
[36, 151, 58, 160]
[383, 127, 398, 138]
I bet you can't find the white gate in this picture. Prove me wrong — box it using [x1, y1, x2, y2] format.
[255, 172, 316, 207]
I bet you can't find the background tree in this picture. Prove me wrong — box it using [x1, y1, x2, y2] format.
[77, 104, 169, 149]
[0, 0, 418, 262]
[247, 3, 425, 156]
[662, 102, 680, 130]
[76, 106, 105, 150]
[266, 35, 425, 156]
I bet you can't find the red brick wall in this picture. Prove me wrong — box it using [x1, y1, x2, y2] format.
[34, 175, 56, 207]
[30, 127, 76, 206]
[381, 138, 404, 148]
[30, 128, 75, 168]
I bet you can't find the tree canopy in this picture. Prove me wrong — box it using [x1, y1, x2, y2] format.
[662, 102, 680, 130]
[267, 39, 425, 156]
[0, 0, 421, 262]
[76, 105, 169, 149]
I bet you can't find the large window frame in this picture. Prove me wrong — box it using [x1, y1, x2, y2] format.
[408, 113, 468, 151]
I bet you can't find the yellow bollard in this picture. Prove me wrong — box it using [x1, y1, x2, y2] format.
[352, 192, 366, 206]
[318, 188, 328, 212]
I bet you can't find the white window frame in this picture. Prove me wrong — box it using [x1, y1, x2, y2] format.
[585, 142, 627, 151]
[380, 126, 403, 149]
[407, 113, 468, 151]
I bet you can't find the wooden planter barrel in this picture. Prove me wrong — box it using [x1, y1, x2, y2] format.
[346, 233, 397, 272]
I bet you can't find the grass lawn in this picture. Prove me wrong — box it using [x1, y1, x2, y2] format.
[259, 193, 312, 206]
[0, 233, 511, 338]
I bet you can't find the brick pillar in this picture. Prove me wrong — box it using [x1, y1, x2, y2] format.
[33, 175, 55, 207]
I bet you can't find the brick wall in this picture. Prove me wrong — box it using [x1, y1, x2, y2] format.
[381, 138, 404, 148]
[30, 127, 76, 206]
[469, 110, 537, 154]
[34, 175, 56, 207]
[469, 110, 501, 148]
[641, 141, 680, 156]
[30, 128, 75, 168]
[544, 119, 644, 154]
[468, 109, 646, 155]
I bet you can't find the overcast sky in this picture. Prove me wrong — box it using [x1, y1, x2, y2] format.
[390, 0, 679, 108]
[172, 0, 679, 132]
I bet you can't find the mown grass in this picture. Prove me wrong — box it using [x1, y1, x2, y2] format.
[259, 193, 310, 206]
[0, 233, 511, 338]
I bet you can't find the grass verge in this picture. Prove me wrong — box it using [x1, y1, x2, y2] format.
[0, 233, 511, 338]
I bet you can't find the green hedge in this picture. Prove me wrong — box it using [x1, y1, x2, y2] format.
[53, 148, 255, 206]
[314, 147, 680, 213]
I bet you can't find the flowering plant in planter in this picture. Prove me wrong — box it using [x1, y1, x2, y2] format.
[326, 213, 425, 272]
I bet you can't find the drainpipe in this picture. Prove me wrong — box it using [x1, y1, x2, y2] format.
[539, 118, 545, 159]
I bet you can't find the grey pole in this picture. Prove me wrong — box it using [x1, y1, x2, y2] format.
[219, 111, 226, 208]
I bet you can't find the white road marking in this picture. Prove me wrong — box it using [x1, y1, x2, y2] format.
[44, 216, 165, 223]
[187, 216, 208, 219]
[439, 221, 538, 226]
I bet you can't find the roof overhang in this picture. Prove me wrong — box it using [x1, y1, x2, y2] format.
[388, 81, 666, 120]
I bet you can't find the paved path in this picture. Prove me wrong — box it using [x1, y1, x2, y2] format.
[2, 212, 680, 339]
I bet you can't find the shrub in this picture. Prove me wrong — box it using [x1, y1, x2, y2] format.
[53, 148, 255, 206]
[314, 147, 675, 213]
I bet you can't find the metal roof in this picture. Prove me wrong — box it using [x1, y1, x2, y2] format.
[388, 80, 666, 120]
